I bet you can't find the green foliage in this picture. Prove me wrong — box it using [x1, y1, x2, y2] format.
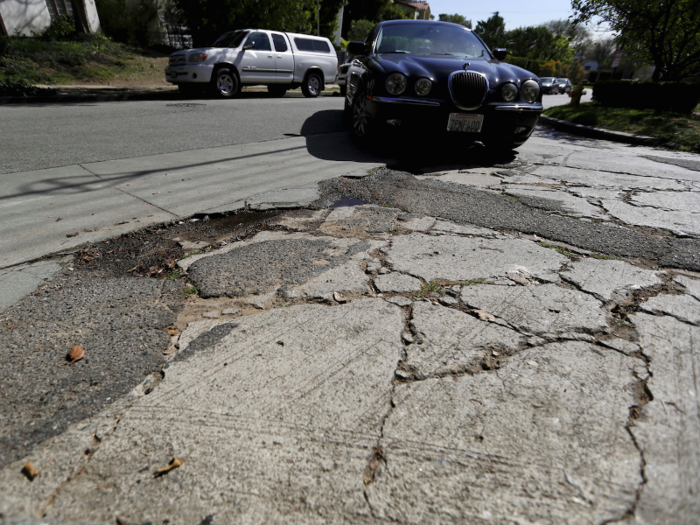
[544, 102, 700, 151]
[348, 19, 375, 42]
[506, 26, 573, 62]
[475, 11, 507, 49]
[438, 13, 472, 28]
[95, 0, 165, 48]
[38, 16, 77, 41]
[572, 0, 700, 80]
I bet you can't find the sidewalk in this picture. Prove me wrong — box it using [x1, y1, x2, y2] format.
[1, 132, 699, 524]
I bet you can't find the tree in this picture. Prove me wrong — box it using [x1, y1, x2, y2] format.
[506, 26, 573, 62]
[572, 0, 700, 80]
[347, 19, 374, 42]
[475, 12, 507, 49]
[342, 0, 406, 38]
[585, 36, 617, 68]
[438, 13, 472, 28]
[544, 19, 591, 57]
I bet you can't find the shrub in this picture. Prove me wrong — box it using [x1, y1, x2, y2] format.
[504, 55, 529, 69]
[38, 16, 76, 41]
[593, 80, 700, 114]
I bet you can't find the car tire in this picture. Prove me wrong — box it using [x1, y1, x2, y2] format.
[211, 67, 241, 98]
[301, 71, 323, 98]
[267, 85, 288, 97]
[350, 89, 376, 143]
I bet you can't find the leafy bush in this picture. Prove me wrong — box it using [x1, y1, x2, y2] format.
[593, 80, 700, 114]
[38, 16, 77, 41]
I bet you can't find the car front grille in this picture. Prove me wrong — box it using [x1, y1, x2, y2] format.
[449, 71, 489, 110]
[169, 54, 186, 66]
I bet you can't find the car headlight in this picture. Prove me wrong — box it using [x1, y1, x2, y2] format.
[501, 83, 518, 102]
[522, 80, 540, 103]
[386, 73, 407, 95]
[415, 77, 432, 96]
[188, 53, 207, 63]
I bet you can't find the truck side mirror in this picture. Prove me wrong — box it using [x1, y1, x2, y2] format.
[243, 43, 255, 51]
[347, 41, 368, 56]
[493, 48, 508, 61]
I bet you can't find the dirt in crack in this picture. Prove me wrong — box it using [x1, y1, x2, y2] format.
[75, 209, 282, 278]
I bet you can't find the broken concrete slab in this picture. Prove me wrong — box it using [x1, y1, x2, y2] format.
[187, 234, 375, 299]
[319, 205, 400, 237]
[563, 258, 663, 302]
[402, 302, 524, 379]
[630, 191, 700, 216]
[531, 165, 692, 191]
[369, 342, 643, 524]
[430, 220, 502, 238]
[602, 199, 700, 237]
[639, 293, 700, 325]
[417, 170, 502, 189]
[387, 296, 413, 307]
[399, 216, 437, 232]
[384, 234, 567, 283]
[459, 282, 608, 336]
[626, 313, 700, 524]
[504, 187, 609, 219]
[563, 151, 700, 183]
[675, 274, 700, 301]
[374, 273, 423, 294]
[0, 300, 403, 524]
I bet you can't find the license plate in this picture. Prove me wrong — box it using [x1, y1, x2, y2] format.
[447, 113, 484, 133]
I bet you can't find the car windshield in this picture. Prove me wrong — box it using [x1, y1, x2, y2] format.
[541, 77, 554, 82]
[212, 30, 249, 48]
[375, 23, 489, 58]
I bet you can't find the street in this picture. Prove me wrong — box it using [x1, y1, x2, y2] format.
[1, 90, 699, 525]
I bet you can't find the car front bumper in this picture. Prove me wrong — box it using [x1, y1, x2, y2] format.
[165, 64, 214, 84]
[365, 95, 542, 144]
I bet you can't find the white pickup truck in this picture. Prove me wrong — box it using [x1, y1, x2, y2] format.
[165, 29, 338, 98]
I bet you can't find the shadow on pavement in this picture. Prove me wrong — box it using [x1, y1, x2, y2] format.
[300, 109, 519, 174]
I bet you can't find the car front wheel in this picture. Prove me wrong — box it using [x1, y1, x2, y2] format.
[211, 67, 240, 98]
[351, 90, 376, 142]
[302, 72, 323, 97]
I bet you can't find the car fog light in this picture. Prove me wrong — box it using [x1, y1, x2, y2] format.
[522, 80, 540, 103]
[415, 78, 432, 96]
[501, 83, 518, 102]
[514, 126, 528, 134]
[386, 73, 407, 95]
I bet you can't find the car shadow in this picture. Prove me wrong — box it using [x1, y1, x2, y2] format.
[300, 109, 519, 174]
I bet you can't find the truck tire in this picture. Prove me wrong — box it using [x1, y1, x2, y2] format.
[211, 67, 241, 98]
[301, 71, 322, 98]
[267, 85, 288, 97]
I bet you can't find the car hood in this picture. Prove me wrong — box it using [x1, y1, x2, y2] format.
[372, 54, 535, 85]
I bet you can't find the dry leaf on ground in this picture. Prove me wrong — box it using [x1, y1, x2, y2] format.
[154, 456, 183, 477]
[22, 462, 39, 481]
[67, 345, 85, 364]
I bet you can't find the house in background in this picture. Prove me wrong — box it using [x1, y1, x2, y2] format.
[394, 0, 431, 20]
[0, 0, 100, 36]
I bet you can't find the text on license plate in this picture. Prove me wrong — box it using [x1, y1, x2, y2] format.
[447, 113, 484, 133]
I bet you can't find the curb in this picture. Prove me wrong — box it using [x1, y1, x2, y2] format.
[0, 87, 342, 105]
[538, 114, 665, 147]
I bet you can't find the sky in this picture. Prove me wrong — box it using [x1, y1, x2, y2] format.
[427, 0, 601, 33]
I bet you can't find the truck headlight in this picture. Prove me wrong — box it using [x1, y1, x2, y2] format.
[188, 53, 208, 63]
[386, 73, 407, 95]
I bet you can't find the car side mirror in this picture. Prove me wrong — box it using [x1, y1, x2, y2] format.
[347, 41, 368, 56]
[243, 43, 254, 51]
[493, 48, 508, 61]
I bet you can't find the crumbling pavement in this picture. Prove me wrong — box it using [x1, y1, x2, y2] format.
[1, 131, 699, 524]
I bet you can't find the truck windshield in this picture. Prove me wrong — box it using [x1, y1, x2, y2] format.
[375, 23, 489, 58]
[213, 30, 249, 48]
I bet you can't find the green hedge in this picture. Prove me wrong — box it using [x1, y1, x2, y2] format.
[593, 80, 700, 114]
[503, 55, 543, 76]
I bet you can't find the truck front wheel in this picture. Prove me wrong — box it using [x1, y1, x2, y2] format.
[211, 67, 241, 98]
[302, 71, 322, 98]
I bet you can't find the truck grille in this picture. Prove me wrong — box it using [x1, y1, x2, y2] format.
[449, 71, 489, 110]
[169, 54, 186, 67]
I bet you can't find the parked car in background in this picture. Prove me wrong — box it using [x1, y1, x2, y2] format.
[539, 77, 559, 94]
[344, 19, 542, 150]
[165, 30, 338, 98]
[556, 78, 572, 94]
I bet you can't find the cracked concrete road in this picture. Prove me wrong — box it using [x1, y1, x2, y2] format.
[1, 130, 700, 525]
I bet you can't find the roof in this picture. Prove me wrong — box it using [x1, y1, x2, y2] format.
[394, 0, 430, 11]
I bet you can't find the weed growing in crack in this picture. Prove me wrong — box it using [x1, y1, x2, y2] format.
[539, 241, 576, 259]
[413, 278, 487, 298]
[166, 271, 182, 279]
[179, 286, 199, 299]
[592, 253, 621, 261]
[615, 319, 632, 327]
[178, 250, 204, 261]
